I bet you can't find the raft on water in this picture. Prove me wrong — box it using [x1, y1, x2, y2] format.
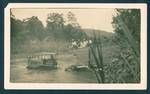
[27, 52, 57, 69]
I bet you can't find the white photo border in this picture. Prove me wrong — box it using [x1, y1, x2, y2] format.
[4, 3, 147, 90]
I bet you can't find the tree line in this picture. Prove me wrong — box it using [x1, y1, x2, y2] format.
[11, 11, 86, 47]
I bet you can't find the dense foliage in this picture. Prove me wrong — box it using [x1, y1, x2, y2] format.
[108, 9, 141, 83]
[11, 12, 86, 53]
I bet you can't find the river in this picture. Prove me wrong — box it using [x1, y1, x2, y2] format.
[10, 54, 98, 83]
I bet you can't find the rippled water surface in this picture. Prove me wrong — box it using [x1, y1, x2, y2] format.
[10, 55, 98, 83]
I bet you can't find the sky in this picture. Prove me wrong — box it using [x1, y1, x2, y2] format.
[11, 8, 116, 32]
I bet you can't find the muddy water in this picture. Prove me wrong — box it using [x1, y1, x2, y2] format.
[10, 54, 98, 83]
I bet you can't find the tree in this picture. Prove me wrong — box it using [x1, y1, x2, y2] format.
[67, 11, 80, 28]
[65, 12, 86, 45]
[45, 12, 86, 44]
[46, 13, 65, 31]
[11, 16, 25, 44]
[24, 16, 45, 41]
[112, 9, 140, 45]
[111, 9, 141, 83]
[46, 13, 66, 40]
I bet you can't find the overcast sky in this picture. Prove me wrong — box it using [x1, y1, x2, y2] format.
[11, 8, 116, 32]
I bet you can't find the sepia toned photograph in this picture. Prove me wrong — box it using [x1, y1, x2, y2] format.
[4, 3, 147, 89]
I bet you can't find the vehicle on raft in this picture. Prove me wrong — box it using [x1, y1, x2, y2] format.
[26, 52, 57, 69]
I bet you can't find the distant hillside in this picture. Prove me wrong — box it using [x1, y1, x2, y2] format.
[82, 28, 114, 38]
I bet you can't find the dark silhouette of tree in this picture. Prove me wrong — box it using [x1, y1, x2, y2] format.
[23, 16, 45, 41]
[46, 13, 66, 40]
[46, 13, 65, 31]
[112, 9, 140, 45]
[11, 16, 25, 44]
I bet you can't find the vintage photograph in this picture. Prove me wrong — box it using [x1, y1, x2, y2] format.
[4, 3, 147, 89]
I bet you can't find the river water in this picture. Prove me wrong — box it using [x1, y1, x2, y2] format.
[10, 54, 98, 83]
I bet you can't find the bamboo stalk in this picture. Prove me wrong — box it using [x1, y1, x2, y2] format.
[90, 46, 100, 67]
[88, 48, 101, 83]
[96, 33, 105, 82]
[89, 32, 105, 83]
